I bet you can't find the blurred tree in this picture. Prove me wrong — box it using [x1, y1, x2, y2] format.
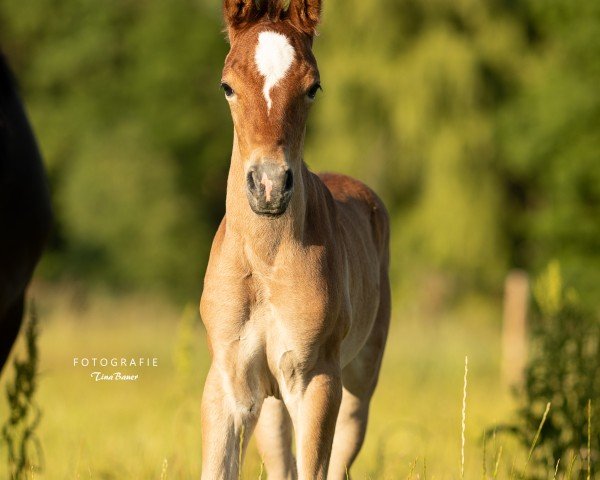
[308, 0, 526, 304]
[498, 0, 600, 304]
[0, 0, 231, 297]
[0, 0, 598, 303]
[309, 0, 599, 306]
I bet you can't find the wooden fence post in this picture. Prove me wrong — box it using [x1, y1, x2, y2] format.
[501, 270, 529, 388]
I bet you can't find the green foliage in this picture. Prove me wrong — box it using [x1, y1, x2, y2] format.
[0, 0, 230, 297]
[0, 0, 598, 300]
[498, 0, 600, 304]
[308, 0, 600, 302]
[512, 262, 599, 477]
[308, 0, 524, 292]
[1, 302, 43, 480]
[59, 126, 201, 292]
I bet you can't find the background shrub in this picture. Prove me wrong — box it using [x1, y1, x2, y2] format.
[512, 262, 599, 477]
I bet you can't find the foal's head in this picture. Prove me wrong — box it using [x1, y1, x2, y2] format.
[221, 0, 322, 217]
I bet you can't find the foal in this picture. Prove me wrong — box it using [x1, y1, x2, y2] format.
[200, 1, 390, 478]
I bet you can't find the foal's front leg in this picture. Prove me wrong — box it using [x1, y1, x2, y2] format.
[201, 363, 262, 480]
[286, 359, 343, 480]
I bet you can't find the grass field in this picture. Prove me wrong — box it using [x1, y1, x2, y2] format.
[0, 284, 532, 479]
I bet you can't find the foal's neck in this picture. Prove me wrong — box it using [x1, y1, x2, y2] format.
[225, 140, 309, 262]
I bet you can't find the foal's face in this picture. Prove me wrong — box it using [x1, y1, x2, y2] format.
[221, 22, 320, 216]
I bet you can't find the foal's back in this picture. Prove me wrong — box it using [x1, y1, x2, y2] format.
[316, 171, 390, 365]
[319, 171, 389, 259]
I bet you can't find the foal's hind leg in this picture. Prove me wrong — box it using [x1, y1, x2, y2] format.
[255, 396, 297, 480]
[328, 277, 391, 480]
[0, 293, 25, 374]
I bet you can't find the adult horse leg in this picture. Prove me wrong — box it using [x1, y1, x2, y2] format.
[0, 293, 25, 374]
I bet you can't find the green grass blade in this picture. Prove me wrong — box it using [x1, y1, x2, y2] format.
[523, 401, 551, 475]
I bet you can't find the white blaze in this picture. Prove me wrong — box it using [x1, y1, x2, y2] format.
[254, 31, 295, 113]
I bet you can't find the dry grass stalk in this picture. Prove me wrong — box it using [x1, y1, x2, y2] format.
[461, 356, 468, 480]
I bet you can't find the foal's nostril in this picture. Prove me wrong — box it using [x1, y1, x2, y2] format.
[246, 169, 258, 192]
[246, 163, 292, 215]
[284, 170, 293, 192]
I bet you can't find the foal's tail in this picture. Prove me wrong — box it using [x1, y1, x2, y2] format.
[369, 192, 391, 268]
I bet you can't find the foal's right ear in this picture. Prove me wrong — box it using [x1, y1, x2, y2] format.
[223, 0, 268, 40]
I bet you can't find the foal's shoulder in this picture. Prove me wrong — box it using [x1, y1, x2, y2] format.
[208, 216, 227, 256]
[317, 172, 390, 253]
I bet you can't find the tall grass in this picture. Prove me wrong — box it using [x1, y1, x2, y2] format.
[587, 399, 592, 480]
[1, 285, 594, 479]
[160, 458, 168, 480]
[523, 402, 551, 474]
[505, 262, 600, 478]
[462, 355, 468, 480]
[1, 301, 43, 480]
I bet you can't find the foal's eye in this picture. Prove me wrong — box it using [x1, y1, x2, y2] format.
[306, 82, 322, 100]
[220, 82, 235, 98]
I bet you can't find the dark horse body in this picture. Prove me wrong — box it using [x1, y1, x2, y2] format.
[0, 52, 52, 373]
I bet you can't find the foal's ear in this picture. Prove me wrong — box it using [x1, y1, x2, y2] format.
[223, 0, 322, 40]
[286, 0, 322, 36]
[223, 0, 268, 38]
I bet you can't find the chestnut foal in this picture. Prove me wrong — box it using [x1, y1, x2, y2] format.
[200, 1, 390, 478]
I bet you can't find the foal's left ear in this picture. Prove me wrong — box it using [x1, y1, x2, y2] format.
[223, 0, 268, 39]
[286, 0, 322, 36]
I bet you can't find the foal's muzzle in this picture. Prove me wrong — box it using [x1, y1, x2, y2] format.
[246, 162, 293, 217]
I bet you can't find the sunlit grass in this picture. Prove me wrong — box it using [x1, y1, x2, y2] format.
[0, 284, 530, 479]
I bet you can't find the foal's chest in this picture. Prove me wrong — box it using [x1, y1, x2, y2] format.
[238, 247, 342, 365]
